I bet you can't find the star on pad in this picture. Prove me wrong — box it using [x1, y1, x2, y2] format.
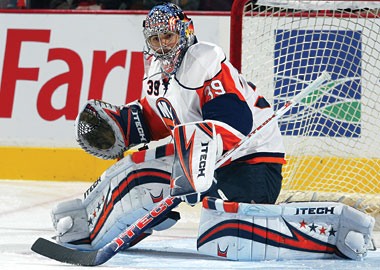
[319, 226, 327, 235]
[308, 223, 317, 232]
[299, 220, 307, 228]
[329, 227, 337, 236]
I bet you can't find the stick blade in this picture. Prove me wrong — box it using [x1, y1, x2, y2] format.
[31, 238, 98, 266]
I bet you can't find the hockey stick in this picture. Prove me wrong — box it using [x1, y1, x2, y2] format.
[31, 71, 331, 266]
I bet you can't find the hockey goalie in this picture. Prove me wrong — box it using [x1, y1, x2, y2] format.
[50, 3, 374, 262]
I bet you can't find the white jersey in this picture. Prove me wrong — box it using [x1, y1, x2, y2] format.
[140, 41, 285, 165]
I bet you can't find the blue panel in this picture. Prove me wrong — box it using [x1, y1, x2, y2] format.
[273, 30, 362, 137]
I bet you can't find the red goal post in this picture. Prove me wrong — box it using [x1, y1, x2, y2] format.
[230, 0, 380, 227]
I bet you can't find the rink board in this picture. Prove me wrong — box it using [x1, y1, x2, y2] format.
[1, 146, 380, 191]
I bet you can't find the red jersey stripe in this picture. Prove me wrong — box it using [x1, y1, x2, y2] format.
[238, 156, 287, 165]
[140, 97, 171, 140]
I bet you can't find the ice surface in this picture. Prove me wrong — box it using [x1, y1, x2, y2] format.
[1, 180, 379, 270]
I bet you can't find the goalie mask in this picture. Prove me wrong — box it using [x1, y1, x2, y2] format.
[143, 2, 195, 76]
[75, 100, 151, 160]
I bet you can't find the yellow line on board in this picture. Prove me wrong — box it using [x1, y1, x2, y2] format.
[1, 147, 380, 194]
[0, 147, 134, 182]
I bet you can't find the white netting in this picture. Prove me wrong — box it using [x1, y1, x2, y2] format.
[256, 0, 380, 10]
[238, 0, 380, 226]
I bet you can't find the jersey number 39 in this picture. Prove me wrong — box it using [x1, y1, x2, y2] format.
[204, 79, 226, 99]
[147, 80, 160, 96]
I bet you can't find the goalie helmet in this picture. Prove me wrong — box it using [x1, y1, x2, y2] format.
[143, 2, 195, 76]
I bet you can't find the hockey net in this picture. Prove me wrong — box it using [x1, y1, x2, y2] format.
[230, 0, 380, 227]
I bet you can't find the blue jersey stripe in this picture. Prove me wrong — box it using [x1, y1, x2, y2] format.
[202, 93, 253, 136]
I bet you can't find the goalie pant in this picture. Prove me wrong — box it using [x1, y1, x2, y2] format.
[197, 197, 375, 261]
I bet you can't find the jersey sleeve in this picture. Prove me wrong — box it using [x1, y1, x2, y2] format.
[140, 97, 171, 141]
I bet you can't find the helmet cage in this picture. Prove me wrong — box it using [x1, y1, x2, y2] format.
[143, 3, 194, 75]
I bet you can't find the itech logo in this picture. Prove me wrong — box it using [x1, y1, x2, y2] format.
[156, 98, 181, 130]
[295, 207, 335, 215]
[84, 177, 102, 200]
[198, 142, 209, 177]
[131, 109, 148, 143]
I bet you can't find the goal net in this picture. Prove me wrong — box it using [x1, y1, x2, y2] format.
[230, 0, 380, 227]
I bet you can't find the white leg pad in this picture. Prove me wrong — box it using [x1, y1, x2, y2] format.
[197, 197, 375, 261]
[51, 146, 174, 250]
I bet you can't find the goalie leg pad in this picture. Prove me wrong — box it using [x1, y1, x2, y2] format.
[88, 155, 174, 250]
[51, 145, 175, 250]
[197, 197, 375, 261]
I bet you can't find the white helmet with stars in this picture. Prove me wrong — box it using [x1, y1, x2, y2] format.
[143, 2, 195, 76]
